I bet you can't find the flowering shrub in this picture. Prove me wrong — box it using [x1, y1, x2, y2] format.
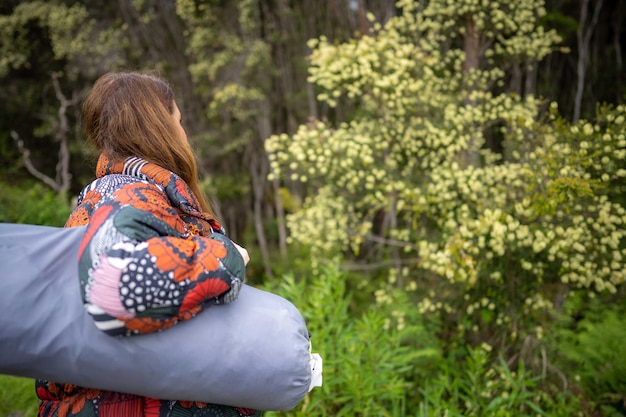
[265, 0, 625, 350]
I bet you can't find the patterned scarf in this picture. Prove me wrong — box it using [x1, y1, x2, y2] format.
[93, 154, 224, 237]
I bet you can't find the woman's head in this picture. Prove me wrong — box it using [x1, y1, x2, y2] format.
[83, 71, 213, 214]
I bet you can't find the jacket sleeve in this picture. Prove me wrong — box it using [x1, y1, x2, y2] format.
[76, 181, 245, 336]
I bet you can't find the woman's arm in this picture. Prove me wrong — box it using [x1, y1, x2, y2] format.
[76, 180, 246, 336]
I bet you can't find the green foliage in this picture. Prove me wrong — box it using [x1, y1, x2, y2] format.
[0, 2, 122, 202]
[0, 375, 38, 417]
[0, 181, 71, 226]
[417, 345, 581, 417]
[550, 294, 626, 415]
[0, 1, 111, 80]
[178, 0, 272, 131]
[260, 260, 586, 416]
[541, 10, 579, 39]
[263, 264, 440, 417]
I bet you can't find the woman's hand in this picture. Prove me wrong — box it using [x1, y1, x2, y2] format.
[232, 241, 250, 265]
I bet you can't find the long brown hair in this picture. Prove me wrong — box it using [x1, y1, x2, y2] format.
[82, 71, 214, 217]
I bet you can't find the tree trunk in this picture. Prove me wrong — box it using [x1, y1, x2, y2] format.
[510, 63, 522, 96]
[252, 102, 274, 277]
[11, 72, 77, 195]
[612, 6, 623, 103]
[463, 15, 480, 73]
[461, 14, 481, 167]
[524, 59, 538, 97]
[573, 0, 604, 122]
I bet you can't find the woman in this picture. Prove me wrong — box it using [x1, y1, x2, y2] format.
[36, 71, 260, 417]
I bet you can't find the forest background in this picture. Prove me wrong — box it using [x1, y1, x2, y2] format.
[1, 0, 625, 416]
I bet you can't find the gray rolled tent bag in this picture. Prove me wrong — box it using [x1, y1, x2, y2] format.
[0, 223, 321, 410]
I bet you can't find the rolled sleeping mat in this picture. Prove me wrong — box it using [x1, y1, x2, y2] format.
[0, 223, 312, 411]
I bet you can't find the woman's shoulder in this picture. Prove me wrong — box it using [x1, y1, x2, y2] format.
[67, 175, 164, 227]
[77, 174, 163, 205]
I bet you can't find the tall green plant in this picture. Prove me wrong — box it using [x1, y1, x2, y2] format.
[417, 345, 581, 417]
[264, 264, 439, 417]
[551, 294, 626, 415]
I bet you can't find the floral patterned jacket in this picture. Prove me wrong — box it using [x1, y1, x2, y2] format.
[37, 155, 260, 417]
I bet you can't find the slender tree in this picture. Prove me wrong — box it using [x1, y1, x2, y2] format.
[573, 0, 604, 122]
